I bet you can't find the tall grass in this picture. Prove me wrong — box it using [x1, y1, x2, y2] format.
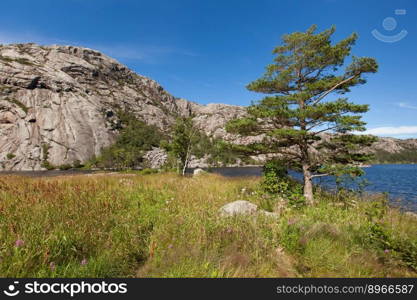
[0, 173, 416, 277]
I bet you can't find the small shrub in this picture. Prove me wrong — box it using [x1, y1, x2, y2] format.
[41, 161, 55, 170]
[6, 153, 16, 160]
[140, 168, 159, 175]
[58, 164, 72, 171]
[4, 98, 29, 113]
[88, 110, 163, 170]
[362, 199, 417, 271]
[40, 143, 55, 170]
[261, 159, 305, 208]
[72, 160, 83, 169]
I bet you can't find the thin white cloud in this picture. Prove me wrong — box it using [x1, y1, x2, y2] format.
[0, 30, 197, 63]
[362, 126, 417, 136]
[397, 102, 417, 110]
[0, 30, 48, 45]
[94, 44, 199, 63]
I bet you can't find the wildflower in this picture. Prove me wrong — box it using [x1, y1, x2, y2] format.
[287, 218, 297, 225]
[226, 228, 233, 234]
[384, 249, 390, 253]
[15, 239, 24, 247]
[168, 244, 173, 249]
[81, 258, 88, 265]
[49, 262, 56, 271]
[276, 246, 285, 255]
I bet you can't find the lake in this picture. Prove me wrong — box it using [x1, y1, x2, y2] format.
[2, 165, 416, 211]
[0, 170, 96, 177]
[189, 164, 417, 211]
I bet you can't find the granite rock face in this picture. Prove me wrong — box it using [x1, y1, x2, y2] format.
[143, 147, 168, 169]
[368, 137, 417, 153]
[0, 43, 248, 170]
[0, 44, 185, 170]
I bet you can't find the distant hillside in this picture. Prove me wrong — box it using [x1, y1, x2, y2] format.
[369, 137, 417, 164]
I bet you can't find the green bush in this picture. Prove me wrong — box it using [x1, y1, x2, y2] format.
[58, 164, 72, 171]
[140, 168, 159, 175]
[40, 143, 55, 170]
[372, 149, 417, 164]
[262, 159, 288, 193]
[41, 161, 55, 170]
[72, 160, 83, 169]
[90, 111, 164, 169]
[362, 200, 417, 271]
[260, 160, 305, 208]
[6, 153, 16, 160]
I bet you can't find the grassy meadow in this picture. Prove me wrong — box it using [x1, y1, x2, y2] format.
[0, 172, 416, 277]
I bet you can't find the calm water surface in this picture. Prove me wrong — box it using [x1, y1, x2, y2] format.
[2, 165, 416, 211]
[190, 165, 417, 211]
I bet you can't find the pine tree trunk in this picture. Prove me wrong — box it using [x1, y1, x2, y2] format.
[302, 164, 314, 205]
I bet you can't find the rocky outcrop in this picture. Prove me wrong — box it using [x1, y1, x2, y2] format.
[143, 147, 168, 169]
[369, 137, 417, 153]
[0, 43, 186, 170]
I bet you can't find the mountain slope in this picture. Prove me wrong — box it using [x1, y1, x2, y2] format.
[0, 43, 185, 170]
[370, 137, 417, 163]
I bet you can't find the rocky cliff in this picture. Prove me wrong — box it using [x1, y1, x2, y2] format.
[0, 43, 247, 170]
[1, 43, 416, 170]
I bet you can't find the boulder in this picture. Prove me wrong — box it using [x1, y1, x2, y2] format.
[219, 200, 258, 217]
[193, 168, 206, 176]
[404, 211, 417, 218]
[219, 200, 280, 219]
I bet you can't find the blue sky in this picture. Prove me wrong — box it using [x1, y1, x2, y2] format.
[1, 0, 416, 138]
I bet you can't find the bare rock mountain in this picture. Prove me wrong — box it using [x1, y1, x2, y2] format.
[0, 43, 243, 170]
[371, 137, 417, 153]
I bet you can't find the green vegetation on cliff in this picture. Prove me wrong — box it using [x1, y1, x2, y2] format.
[88, 111, 164, 169]
[371, 149, 417, 164]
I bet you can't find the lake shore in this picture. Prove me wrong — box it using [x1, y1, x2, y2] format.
[2, 164, 417, 212]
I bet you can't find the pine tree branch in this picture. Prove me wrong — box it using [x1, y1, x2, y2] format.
[312, 125, 339, 135]
[311, 74, 358, 105]
[276, 149, 302, 159]
[311, 173, 329, 178]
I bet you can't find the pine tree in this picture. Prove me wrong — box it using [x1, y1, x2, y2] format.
[226, 25, 378, 205]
